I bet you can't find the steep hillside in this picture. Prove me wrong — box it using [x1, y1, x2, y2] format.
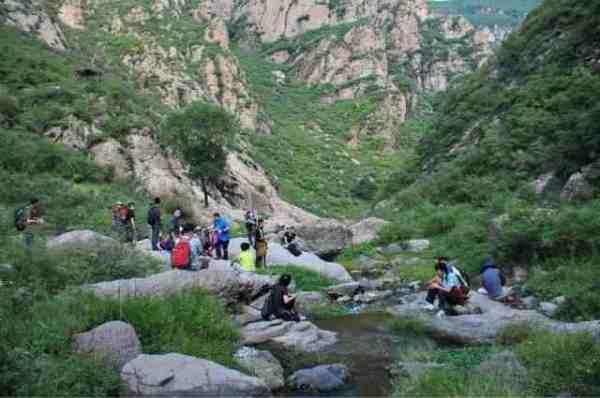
[372, 0, 600, 323]
[429, 0, 542, 28]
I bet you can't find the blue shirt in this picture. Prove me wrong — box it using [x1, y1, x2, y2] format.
[482, 267, 503, 298]
[214, 217, 231, 242]
[442, 271, 460, 289]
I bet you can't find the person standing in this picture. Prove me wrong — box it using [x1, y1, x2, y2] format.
[255, 218, 268, 268]
[15, 198, 44, 248]
[147, 197, 162, 251]
[213, 212, 231, 260]
[170, 208, 184, 235]
[125, 202, 137, 244]
[244, 209, 257, 247]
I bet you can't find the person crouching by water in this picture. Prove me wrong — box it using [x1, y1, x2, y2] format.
[261, 274, 300, 322]
[255, 218, 268, 268]
[423, 257, 469, 316]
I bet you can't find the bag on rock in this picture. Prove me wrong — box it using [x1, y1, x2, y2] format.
[171, 237, 191, 269]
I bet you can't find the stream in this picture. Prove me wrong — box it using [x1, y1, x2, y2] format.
[281, 312, 436, 397]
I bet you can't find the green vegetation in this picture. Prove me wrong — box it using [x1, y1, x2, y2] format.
[257, 265, 336, 291]
[428, 0, 542, 27]
[390, 317, 428, 336]
[161, 102, 238, 206]
[395, 330, 600, 397]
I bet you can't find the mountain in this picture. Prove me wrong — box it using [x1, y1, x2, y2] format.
[428, 0, 542, 28]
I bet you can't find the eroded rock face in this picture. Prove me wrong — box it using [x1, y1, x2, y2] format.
[58, 0, 85, 29]
[1, 0, 66, 50]
[121, 353, 270, 397]
[74, 321, 141, 370]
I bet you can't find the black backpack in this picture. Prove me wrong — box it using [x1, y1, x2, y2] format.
[14, 207, 26, 231]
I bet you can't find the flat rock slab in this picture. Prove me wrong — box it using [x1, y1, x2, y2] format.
[47, 230, 117, 250]
[74, 321, 141, 370]
[388, 292, 600, 344]
[83, 260, 273, 304]
[121, 353, 270, 397]
[241, 319, 337, 353]
[235, 346, 285, 391]
[288, 364, 349, 392]
[229, 238, 352, 282]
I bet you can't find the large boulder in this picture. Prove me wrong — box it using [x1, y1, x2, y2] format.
[83, 260, 274, 304]
[229, 238, 352, 282]
[295, 291, 328, 314]
[560, 172, 594, 201]
[326, 282, 361, 298]
[121, 353, 270, 396]
[47, 230, 117, 250]
[293, 219, 353, 257]
[349, 217, 388, 245]
[287, 364, 349, 392]
[388, 292, 600, 344]
[240, 319, 337, 353]
[74, 321, 141, 370]
[234, 346, 285, 391]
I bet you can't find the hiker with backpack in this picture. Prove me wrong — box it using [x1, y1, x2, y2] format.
[171, 223, 196, 270]
[423, 257, 470, 316]
[124, 202, 137, 243]
[15, 198, 44, 247]
[261, 274, 300, 322]
[245, 209, 257, 247]
[147, 197, 162, 251]
[213, 212, 231, 260]
[255, 218, 268, 268]
[111, 201, 123, 233]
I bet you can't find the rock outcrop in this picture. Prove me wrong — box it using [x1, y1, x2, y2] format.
[121, 353, 270, 397]
[287, 364, 349, 392]
[240, 319, 337, 353]
[47, 230, 117, 250]
[234, 346, 285, 391]
[293, 219, 353, 257]
[84, 260, 274, 304]
[1, 0, 66, 50]
[389, 292, 600, 344]
[349, 217, 389, 245]
[74, 321, 141, 370]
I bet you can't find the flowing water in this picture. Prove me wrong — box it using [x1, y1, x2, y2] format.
[282, 312, 436, 397]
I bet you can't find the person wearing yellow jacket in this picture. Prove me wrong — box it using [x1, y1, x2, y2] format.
[233, 242, 256, 272]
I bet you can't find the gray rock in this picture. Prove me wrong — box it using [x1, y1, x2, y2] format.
[405, 240, 430, 252]
[234, 305, 263, 327]
[326, 282, 360, 298]
[296, 291, 327, 314]
[477, 350, 527, 385]
[453, 303, 483, 316]
[388, 292, 600, 344]
[83, 260, 274, 305]
[121, 353, 270, 396]
[337, 295, 352, 304]
[553, 296, 567, 306]
[561, 172, 594, 201]
[540, 302, 559, 317]
[379, 243, 405, 256]
[135, 239, 172, 269]
[520, 296, 539, 310]
[358, 278, 384, 291]
[235, 346, 284, 391]
[354, 290, 393, 304]
[240, 319, 337, 353]
[228, 238, 352, 282]
[408, 281, 421, 291]
[349, 217, 388, 245]
[74, 321, 141, 370]
[293, 219, 353, 257]
[47, 230, 117, 250]
[288, 364, 349, 392]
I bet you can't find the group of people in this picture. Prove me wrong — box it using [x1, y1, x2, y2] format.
[424, 256, 509, 316]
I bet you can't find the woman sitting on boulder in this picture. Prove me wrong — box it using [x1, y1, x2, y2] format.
[261, 274, 300, 322]
[423, 257, 469, 316]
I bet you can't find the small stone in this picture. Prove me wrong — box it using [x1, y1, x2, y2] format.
[552, 296, 566, 306]
[539, 302, 559, 317]
[287, 364, 349, 392]
[354, 290, 393, 304]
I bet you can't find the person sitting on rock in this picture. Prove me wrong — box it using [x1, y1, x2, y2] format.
[281, 226, 302, 257]
[232, 242, 256, 272]
[261, 274, 300, 322]
[478, 257, 510, 300]
[158, 232, 175, 252]
[423, 257, 469, 315]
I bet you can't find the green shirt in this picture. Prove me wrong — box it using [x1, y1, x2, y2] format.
[236, 251, 256, 272]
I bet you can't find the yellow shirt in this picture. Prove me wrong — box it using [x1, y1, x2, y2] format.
[236, 250, 256, 272]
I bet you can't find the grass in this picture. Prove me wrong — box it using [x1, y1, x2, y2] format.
[390, 317, 428, 336]
[257, 265, 336, 291]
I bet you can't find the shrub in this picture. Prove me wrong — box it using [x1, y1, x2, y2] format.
[516, 332, 600, 396]
[496, 322, 536, 345]
[390, 317, 428, 336]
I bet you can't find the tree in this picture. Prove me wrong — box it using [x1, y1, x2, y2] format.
[160, 102, 237, 207]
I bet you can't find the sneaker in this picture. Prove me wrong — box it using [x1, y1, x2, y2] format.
[436, 310, 445, 318]
[422, 303, 435, 311]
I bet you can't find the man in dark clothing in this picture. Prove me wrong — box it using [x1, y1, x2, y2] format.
[245, 209, 257, 247]
[18, 198, 44, 248]
[479, 257, 508, 300]
[125, 202, 137, 243]
[147, 197, 162, 251]
[261, 274, 300, 322]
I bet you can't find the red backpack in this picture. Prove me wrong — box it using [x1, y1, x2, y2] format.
[171, 236, 191, 269]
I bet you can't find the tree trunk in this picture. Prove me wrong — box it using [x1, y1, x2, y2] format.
[201, 177, 209, 207]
